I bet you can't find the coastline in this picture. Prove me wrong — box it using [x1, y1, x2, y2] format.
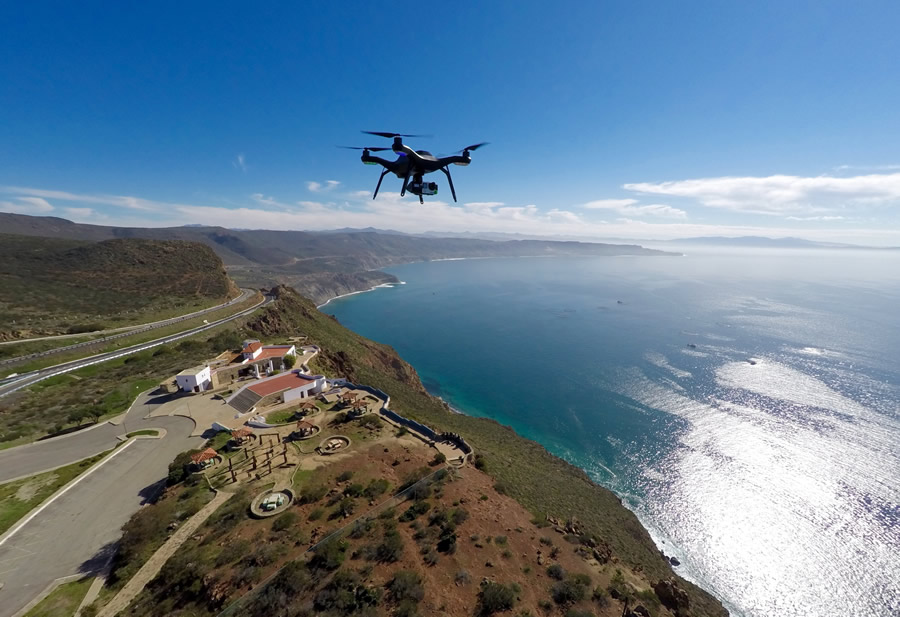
[316, 281, 405, 309]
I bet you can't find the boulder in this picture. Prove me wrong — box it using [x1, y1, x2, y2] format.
[653, 578, 691, 616]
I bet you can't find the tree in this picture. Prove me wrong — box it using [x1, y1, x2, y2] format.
[283, 354, 296, 369]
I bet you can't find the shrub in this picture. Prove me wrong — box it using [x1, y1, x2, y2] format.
[337, 470, 354, 482]
[271, 510, 298, 532]
[547, 563, 566, 581]
[592, 586, 610, 607]
[455, 569, 471, 585]
[539, 536, 554, 546]
[473, 453, 488, 471]
[423, 549, 439, 566]
[396, 426, 409, 437]
[309, 537, 347, 571]
[300, 484, 328, 504]
[399, 501, 431, 522]
[431, 452, 447, 466]
[308, 507, 324, 521]
[344, 482, 364, 497]
[495, 535, 508, 546]
[564, 611, 595, 617]
[215, 539, 251, 566]
[349, 518, 374, 539]
[283, 354, 296, 369]
[389, 570, 425, 603]
[478, 581, 517, 616]
[359, 414, 383, 429]
[375, 529, 405, 562]
[551, 576, 589, 606]
[363, 478, 390, 500]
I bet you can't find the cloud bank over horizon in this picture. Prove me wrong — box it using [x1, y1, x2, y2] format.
[3, 169, 900, 246]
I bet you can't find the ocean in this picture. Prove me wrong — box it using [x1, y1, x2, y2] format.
[323, 248, 900, 617]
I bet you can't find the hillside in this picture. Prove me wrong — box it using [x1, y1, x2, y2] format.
[236, 287, 726, 615]
[74, 286, 725, 617]
[0, 234, 236, 339]
[0, 213, 680, 304]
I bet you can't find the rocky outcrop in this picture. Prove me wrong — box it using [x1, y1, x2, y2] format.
[654, 577, 692, 616]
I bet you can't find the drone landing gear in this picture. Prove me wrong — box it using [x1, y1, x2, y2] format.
[372, 168, 390, 199]
[440, 167, 457, 202]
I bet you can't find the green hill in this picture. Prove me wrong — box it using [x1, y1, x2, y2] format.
[0, 234, 236, 339]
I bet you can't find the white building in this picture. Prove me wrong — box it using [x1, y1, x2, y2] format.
[176, 365, 212, 392]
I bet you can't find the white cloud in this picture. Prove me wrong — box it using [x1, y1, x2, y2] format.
[583, 198, 686, 219]
[64, 207, 95, 218]
[464, 201, 505, 210]
[233, 154, 247, 172]
[785, 215, 845, 221]
[624, 173, 900, 215]
[584, 198, 638, 209]
[0, 196, 54, 214]
[1, 186, 169, 211]
[307, 180, 340, 193]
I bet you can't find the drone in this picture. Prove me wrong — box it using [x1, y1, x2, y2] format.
[341, 131, 488, 204]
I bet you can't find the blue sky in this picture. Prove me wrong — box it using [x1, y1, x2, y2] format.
[2, 2, 900, 244]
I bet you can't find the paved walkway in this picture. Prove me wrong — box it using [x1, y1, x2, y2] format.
[97, 490, 232, 617]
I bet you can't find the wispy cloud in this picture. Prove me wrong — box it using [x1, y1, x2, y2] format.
[1, 186, 168, 211]
[0, 196, 54, 214]
[785, 215, 846, 221]
[3, 183, 899, 246]
[583, 198, 687, 219]
[307, 180, 340, 193]
[233, 154, 247, 172]
[624, 173, 900, 215]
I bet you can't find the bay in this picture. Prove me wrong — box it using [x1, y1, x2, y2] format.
[324, 249, 900, 617]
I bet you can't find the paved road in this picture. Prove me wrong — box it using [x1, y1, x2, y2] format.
[0, 390, 197, 484]
[0, 395, 203, 617]
[0, 288, 255, 351]
[0, 294, 273, 399]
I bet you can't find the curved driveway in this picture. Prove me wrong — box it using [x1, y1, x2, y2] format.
[0, 390, 204, 617]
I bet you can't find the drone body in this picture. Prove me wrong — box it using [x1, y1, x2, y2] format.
[342, 131, 488, 204]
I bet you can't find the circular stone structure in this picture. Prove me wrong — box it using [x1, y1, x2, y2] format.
[317, 435, 351, 455]
[250, 488, 294, 518]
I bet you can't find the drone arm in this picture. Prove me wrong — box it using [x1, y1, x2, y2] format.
[362, 154, 394, 167]
[372, 168, 390, 200]
[440, 166, 457, 202]
[436, 154, 471, 167]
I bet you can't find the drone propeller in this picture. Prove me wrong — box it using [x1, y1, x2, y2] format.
[457, 142, 490, 153]
[338, 146, 393, 152]
[362, 131, 430, 139]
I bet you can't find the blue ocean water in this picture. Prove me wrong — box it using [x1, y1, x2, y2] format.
[324, 249, 900, 617]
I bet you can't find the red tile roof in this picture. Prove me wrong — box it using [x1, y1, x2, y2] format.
[191, 447, 219, 463]
[252, 347, 292, 362]
[243, 341, 262, 353]
[247, 371, 317, 397]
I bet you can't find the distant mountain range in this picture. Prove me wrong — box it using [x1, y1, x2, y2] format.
[1, 213, 682, 304]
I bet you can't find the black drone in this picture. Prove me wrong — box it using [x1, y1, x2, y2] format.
[341, 131, 488, 204]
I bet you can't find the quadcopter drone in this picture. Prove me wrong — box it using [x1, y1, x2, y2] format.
[341, 131, 488, 204]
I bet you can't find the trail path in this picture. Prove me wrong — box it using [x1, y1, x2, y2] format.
[98, 490, 232, 617]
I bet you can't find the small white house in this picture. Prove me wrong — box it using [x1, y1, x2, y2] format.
[242, 340, 263, 361]
[176, 365, 212, 392]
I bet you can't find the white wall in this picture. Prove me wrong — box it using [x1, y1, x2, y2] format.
[176, 366, 211, 392]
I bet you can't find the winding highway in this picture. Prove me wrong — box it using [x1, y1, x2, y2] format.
[0, 288, 257, 367]
[0, 292, 273, 400]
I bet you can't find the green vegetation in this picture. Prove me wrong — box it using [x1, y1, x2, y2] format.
[107, 481, 216, 590]
[0, 328, 245, 443]
[0, 234, 233, 339]
[125, 429, 159, 438]
[478, 581, 518, 616]
[0, 451, 108, 534]
[22, 576, 94, 617]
